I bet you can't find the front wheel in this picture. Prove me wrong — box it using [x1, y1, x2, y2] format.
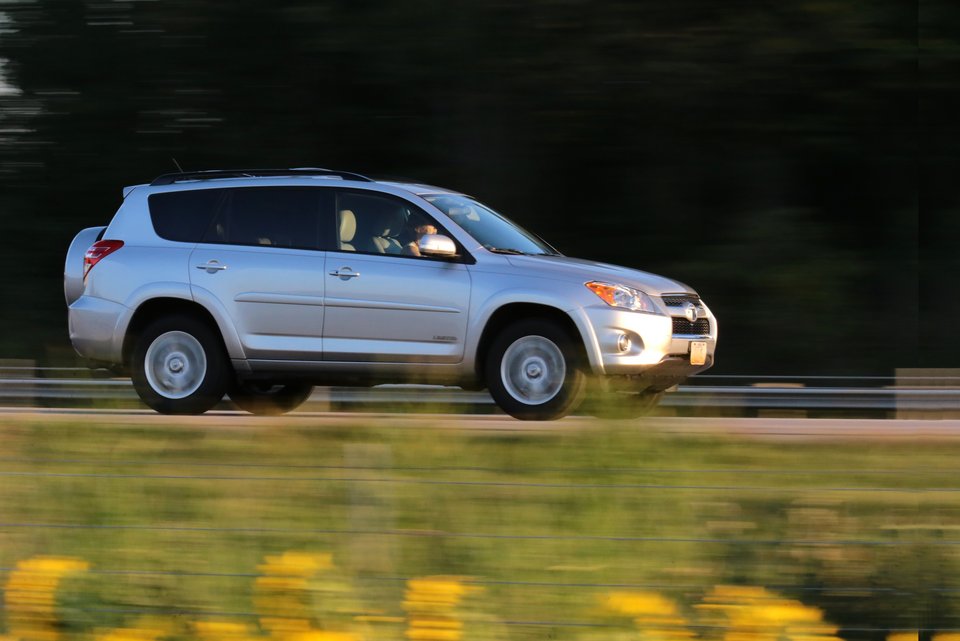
[131, 315, 229, 415]
[485, 319, 586, 420]
[229, 382, 314, 415]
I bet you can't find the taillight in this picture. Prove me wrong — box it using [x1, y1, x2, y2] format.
[83, 240, 124, 280]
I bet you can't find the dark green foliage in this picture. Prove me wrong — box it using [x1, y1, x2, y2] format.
[0, 0, 950, 373]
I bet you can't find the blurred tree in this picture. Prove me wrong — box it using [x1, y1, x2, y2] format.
[919, 0, 959, 368]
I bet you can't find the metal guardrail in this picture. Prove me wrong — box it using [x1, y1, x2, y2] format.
[0, 368, 958, 414]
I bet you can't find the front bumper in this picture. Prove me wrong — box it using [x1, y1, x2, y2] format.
[571, 304, 717, 383]
[606, 355, 715, 393]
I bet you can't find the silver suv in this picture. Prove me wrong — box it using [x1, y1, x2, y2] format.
[64, 169, 717, 420]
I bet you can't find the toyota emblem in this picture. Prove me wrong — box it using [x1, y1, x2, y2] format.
[684, 302, 699, 323]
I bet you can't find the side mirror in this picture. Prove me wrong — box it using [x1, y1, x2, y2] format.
[418, 234, 457, 258]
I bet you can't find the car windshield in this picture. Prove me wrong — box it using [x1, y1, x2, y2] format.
[424, 194, 558, 256]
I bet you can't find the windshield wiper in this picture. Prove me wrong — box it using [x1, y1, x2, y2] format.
[486, 247, 529, 255]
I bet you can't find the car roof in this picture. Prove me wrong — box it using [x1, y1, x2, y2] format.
[378, 181, 461, 197]
[125, 169, 465, 199]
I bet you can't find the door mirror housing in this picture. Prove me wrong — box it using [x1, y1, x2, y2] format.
[418, 234, 458, 258]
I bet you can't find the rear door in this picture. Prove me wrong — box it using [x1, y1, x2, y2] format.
[322, 189, 472, 363]
[189, 187, 333, 361]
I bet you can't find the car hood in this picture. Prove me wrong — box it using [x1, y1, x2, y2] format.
[506, 255, 695, 296]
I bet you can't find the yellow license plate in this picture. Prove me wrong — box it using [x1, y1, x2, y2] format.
[690, 341, 708, 366]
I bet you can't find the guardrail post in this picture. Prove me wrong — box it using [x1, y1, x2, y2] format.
[895, 368, 960, 419]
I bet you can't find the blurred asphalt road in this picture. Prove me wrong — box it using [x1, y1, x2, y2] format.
[1, 408, 958, 441]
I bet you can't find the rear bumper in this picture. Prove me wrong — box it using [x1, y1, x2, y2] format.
[68, 295, 128, 364]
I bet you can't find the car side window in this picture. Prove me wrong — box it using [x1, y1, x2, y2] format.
[335, 191, 446, 258]
[149, 189, 224, 242]
[203, 187, 332, 251]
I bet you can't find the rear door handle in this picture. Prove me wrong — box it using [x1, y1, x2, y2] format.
[329, 268, 360, 279]
[196, 261, 228, 273]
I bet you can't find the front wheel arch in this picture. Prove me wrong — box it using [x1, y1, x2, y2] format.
[474, 303, 588, 387]
[484, 317, 587, 420]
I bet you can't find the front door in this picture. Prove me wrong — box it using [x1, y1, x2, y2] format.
[323, 253, 471, 362]
[322, 190, 471, 363]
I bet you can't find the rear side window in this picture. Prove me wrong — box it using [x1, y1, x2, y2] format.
[203, 187, 332, 251]
[149, 189, 223, 242]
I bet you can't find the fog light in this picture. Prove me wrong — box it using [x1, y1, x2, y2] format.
[617, 333, 631, 352]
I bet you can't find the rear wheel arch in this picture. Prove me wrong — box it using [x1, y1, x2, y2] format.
[130, 313, 230, 414]
[123, 298, 228, 372]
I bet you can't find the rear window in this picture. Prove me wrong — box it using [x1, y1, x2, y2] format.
[148, 189, 223, 242]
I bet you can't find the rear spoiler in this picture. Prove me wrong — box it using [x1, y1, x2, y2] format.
[122, 184, 146, 199]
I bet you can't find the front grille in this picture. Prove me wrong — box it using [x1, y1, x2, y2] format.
[672, 317, 710, 335]
[662, 294, 701, 308]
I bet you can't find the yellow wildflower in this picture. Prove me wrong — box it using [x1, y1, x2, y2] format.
[257, 553, 333, 578]
[91, 616, 173, 641]
[193, 620, 259, 641]
[284, 631, 360, 641]
[605, 591, 679, 617]
[3, 555, 90, 641]
[254, 552, 333, 634]
[403, 576, 478, 641]
[697, 585, 841, 641]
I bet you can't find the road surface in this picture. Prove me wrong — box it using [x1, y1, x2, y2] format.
[1, 407, 958, 441]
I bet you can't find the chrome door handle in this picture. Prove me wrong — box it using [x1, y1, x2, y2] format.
[196, 261, 228, 272]
[329, 268, 360, 279]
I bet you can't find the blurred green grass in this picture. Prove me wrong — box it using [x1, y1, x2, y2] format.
[0, 417, 957, 639]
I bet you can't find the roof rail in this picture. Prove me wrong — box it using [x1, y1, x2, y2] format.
[149, 168, 373, 186]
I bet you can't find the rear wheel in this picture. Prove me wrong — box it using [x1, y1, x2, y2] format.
[131, 314, 228, 415]
[229, 382, 314, 415]
[485, 319, 586, 420]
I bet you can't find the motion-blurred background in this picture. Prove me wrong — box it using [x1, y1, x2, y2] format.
[1, 5, 959, 638]
[0, 0, 955, 375]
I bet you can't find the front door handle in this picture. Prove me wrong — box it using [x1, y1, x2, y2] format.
[329, 268, 360, 279]
[196, 261, 228, 273]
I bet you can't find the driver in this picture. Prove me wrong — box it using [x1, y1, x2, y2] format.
[401, 212, 438, 256]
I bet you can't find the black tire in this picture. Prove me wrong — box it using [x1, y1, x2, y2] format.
[485, 319, 586, 420]
[130, 314, 229, 415]
[582, 385, 663, 420]
[229, 382, 314, 416]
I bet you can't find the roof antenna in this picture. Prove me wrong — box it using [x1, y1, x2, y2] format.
[171, 157, 184, 172]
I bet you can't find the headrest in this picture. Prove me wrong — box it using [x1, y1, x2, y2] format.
[339, 209, 356, 242]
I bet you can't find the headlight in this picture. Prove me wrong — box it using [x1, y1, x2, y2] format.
[585, 281, 657, 313]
